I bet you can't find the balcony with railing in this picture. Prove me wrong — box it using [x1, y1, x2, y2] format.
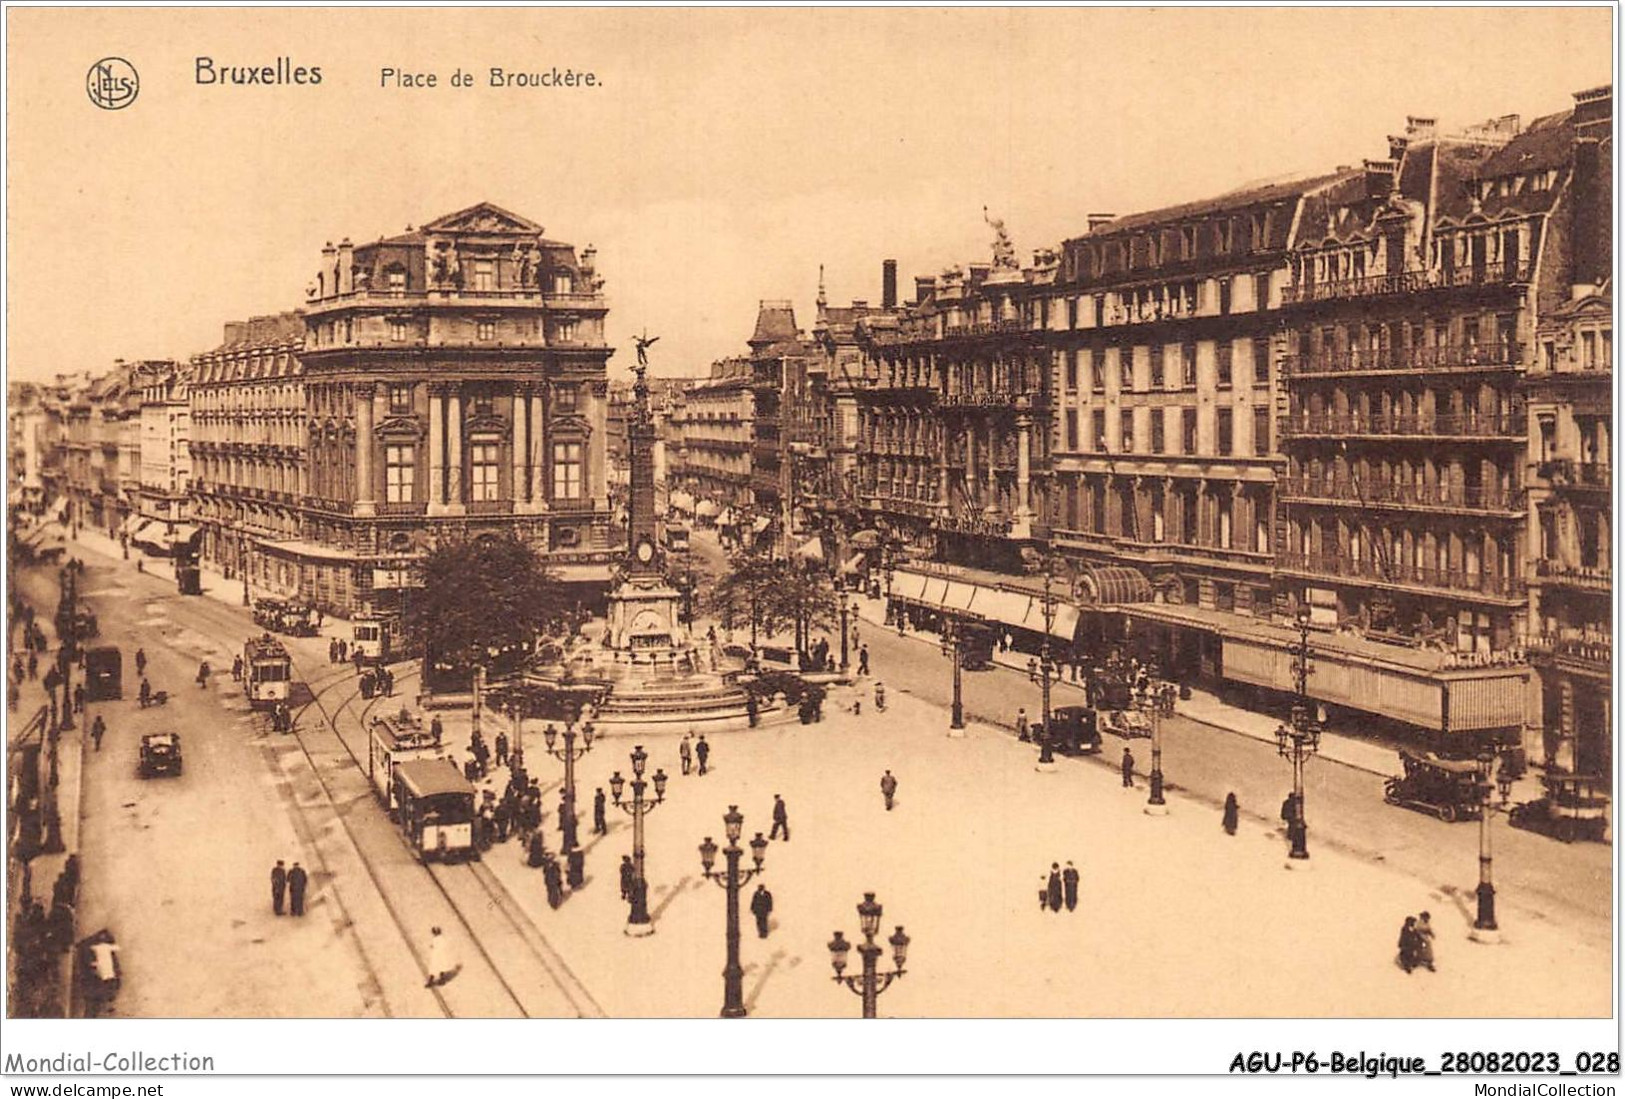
[1532, 560, 1611, 592]
[465, 499, 513, 516]
[1537, 459, 1611, 493]
[1283, 342, 1525, 378]
[1283, 262, 1532, 306]
[1281, 410, 1523, 441]
[1277, 552, 1526, 600]
[377, 500, 428, 517]
[1278, 478, 1525, 515]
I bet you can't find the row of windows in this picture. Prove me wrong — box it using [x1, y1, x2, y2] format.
[1061, 341, 1259, 393]
[1065, 211, 1276, 281]
[380, 440, 584, 503]
[1063, 407, 1270, 458]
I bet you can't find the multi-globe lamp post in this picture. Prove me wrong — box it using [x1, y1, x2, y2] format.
[939, 616, 966, 735]
[1275, 609, 1322, 861]
[1471, 748, 1516, 943]
[698, 805, 769, 1017]
[827, 892, 910, 1018]
[609, 744, 668, 936]
[543, 712, 595, 887]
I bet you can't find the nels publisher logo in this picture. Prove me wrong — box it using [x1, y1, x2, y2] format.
[87, 57, 139, 110]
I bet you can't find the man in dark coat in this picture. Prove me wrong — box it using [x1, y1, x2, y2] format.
[1062, 862, 1080, 912]
[593, 787, 607, 835]
[287, 862, 308, 916]
[880, 770, 898, 811]
[679, 735, 693, 775]
[770, 795, 789, 841]
[133, 648, 146, 678]
[542, 856, 564, 909]
[619, 855, 636, 901]
[271, 860, 287, 916]
[90, 715, 106, 751]
[750, 883, 774, 938]
[1223, 793, 1240, 835]
[858, 645, 869, 676]
[1046, 863, 1063, 912]
[1121, 748, 1135, 789]
[695, 734, 710, 776]
[528, 831, 548, 868]
[73, 683, 85, 713]
[429, 714, 444, 744]
[495, 731, 509, 769]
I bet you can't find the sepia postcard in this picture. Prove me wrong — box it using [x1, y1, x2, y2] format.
[2, 3, 1618, 1087]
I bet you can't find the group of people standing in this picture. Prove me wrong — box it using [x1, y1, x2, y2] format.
[1397, 912, 1437, 973]
[1041, 862, 1081, 913]
[269, 859, 309, 917]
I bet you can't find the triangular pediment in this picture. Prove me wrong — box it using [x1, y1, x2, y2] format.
[422, 202, 544, 236]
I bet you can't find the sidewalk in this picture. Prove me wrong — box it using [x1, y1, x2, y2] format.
[849, 591, 1411, 780]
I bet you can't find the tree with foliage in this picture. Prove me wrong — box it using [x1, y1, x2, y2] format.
[406, 532, 564, 687]
[708, 553, 838, 659]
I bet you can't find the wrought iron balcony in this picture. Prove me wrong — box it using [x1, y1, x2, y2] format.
[1537, 459, 1611, 492]
[1283, 262, 1533, 306]
[1281, 411, 1523, 440]
[1283, 342, 1525, 378]
[1532, 560, 1611, 592]
[1278, 478, 1524, 515]
[377, 500, 427, 517]
[1277, 552, 1526, 600]
[1525, 633, 1611, 673]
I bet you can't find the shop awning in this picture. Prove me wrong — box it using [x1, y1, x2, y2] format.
[118, 514, 145, 537]
[752, 516, 772, 534]
[968, 587, 1034, 631]
[1022, 601, 1080, 642]
[849, 530, 882, 550]
[795, 536, 824, 563]
[1076, 566, 1153, 605]
[670, 490, 695, 512]
[890, 572, 928, 602]
[552, 563, 615, 583]
[167, 523, 200, 548]
[840, 551, 867, 575]
[696, 500, 719, 518]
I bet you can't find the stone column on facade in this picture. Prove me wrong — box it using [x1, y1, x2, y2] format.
[984, 419, 997, 511]
[590, 380, 609, 506]
[445, 388, 465, 514]
[512, 385, 529, 511]
[354, 383, 377, 517]
[1014, 411, 1033, 520]
[427, 386, 446, 514]
[530, 390, 547, 507]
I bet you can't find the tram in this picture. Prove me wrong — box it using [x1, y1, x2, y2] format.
[392, 758, 477, 862]
[352, 614, 397, 665]
[368, 707, 446, 808]
[243, 634, 293, 709]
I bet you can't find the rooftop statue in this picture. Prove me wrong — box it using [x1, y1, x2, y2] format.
[984, 206, 1018, 271]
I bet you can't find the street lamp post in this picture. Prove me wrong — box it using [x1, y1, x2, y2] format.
[543, 716, 595, 888]
[241, 539, 251, 607]
[940, 617, 965, 734]
[826, 892, 910, 1018]
[840, 598, 857, 673]
[1275, 612, 1322, 861]
[1140, 675, 1167, 814]
[1036, 558, 1060, 770]
[698, 805, 770, 1018]
[1471, 748, 1515, 942]
[609, 744, 668, 936]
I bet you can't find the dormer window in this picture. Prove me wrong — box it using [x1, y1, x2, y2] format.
[554, 272, 573, 295]
[387, 267, 406, 293]
[1180, 226, 1197, 259]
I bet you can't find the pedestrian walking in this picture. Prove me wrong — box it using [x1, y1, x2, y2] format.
[874, 681, 886, 712]
[1397, 916, 1421, 974]
[1121, 748, 1135, 789]
[527, 831, 548, 868]
[1415, 911, 1437, 971]
[1062, 862, 1079, 911]
[27, 651, 37, 680]
[1222, 792, 1239, 836]
[328, 639, 338, 664]
[287, 862, 308, 916]
[679, 734, 693, 775]
[542, 855, 565, 909]
[196, 660, 211, 689]
[426, 926, 459, 987]
[695, 734, 710, 776]
[770, 794, 789, 841]
[857, 644, 869, 677]
[593, 787, 607, 835]
[1046, 864, 1063, 912]
[495, 731, 509, 769]
[133, 648, 146, 678]
[270, 860, 287, 916]
[1027, 657, 1038, 683]
[880, 769, 897, 811]
[1016, 707, 1029, 742]
[430, 714, 444, 744]
[138, 678, 151, 709]
[73, 683, 84, 713]
[619, 855, 636, 901]
[352, 649, 365, 675]
[90, 715, 105, 751]
[231, 655, 244, 682]
[749, 883, 774, 939]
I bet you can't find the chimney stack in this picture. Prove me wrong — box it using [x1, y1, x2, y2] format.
[1571, 86, 1612, 291]
[1387, 134, 1410, 161]
[1574, 84, 1612, 139]
[1087, 213, 1116, 233]
[1362, 159, 1398, 198]
[882, 259, 898, 310]
[915, 275, 937, 302]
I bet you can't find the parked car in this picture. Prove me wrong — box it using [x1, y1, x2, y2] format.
[138, 732, 183, 779]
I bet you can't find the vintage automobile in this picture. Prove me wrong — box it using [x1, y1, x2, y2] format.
[1047, 705, 1103, 755]
[1509, 773, 1610, 843]
[1383, 749, 1483, 822]
[138, 732, 183, 779]
[84, 646, 122, 702]
[77, 929, 121, 1017]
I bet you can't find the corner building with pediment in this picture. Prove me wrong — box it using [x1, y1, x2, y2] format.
[282, 202, 616, 614]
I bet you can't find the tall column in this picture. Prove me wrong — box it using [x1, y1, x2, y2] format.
[354, 383, 377, 517]
[512, 385, 529, 509]
[530, 390, 547, 506]
[1015, 412, 1033, 518]
[984, 420, 997, 508]
[427, 387, 446, 514]
[590, 380, 609, 506]
[446, 388, 465, 514]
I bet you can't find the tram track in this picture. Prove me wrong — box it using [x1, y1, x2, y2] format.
[168, 590, 598, 1017]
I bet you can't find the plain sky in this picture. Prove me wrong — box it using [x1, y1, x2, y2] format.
[4, 6, 1613, 384]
